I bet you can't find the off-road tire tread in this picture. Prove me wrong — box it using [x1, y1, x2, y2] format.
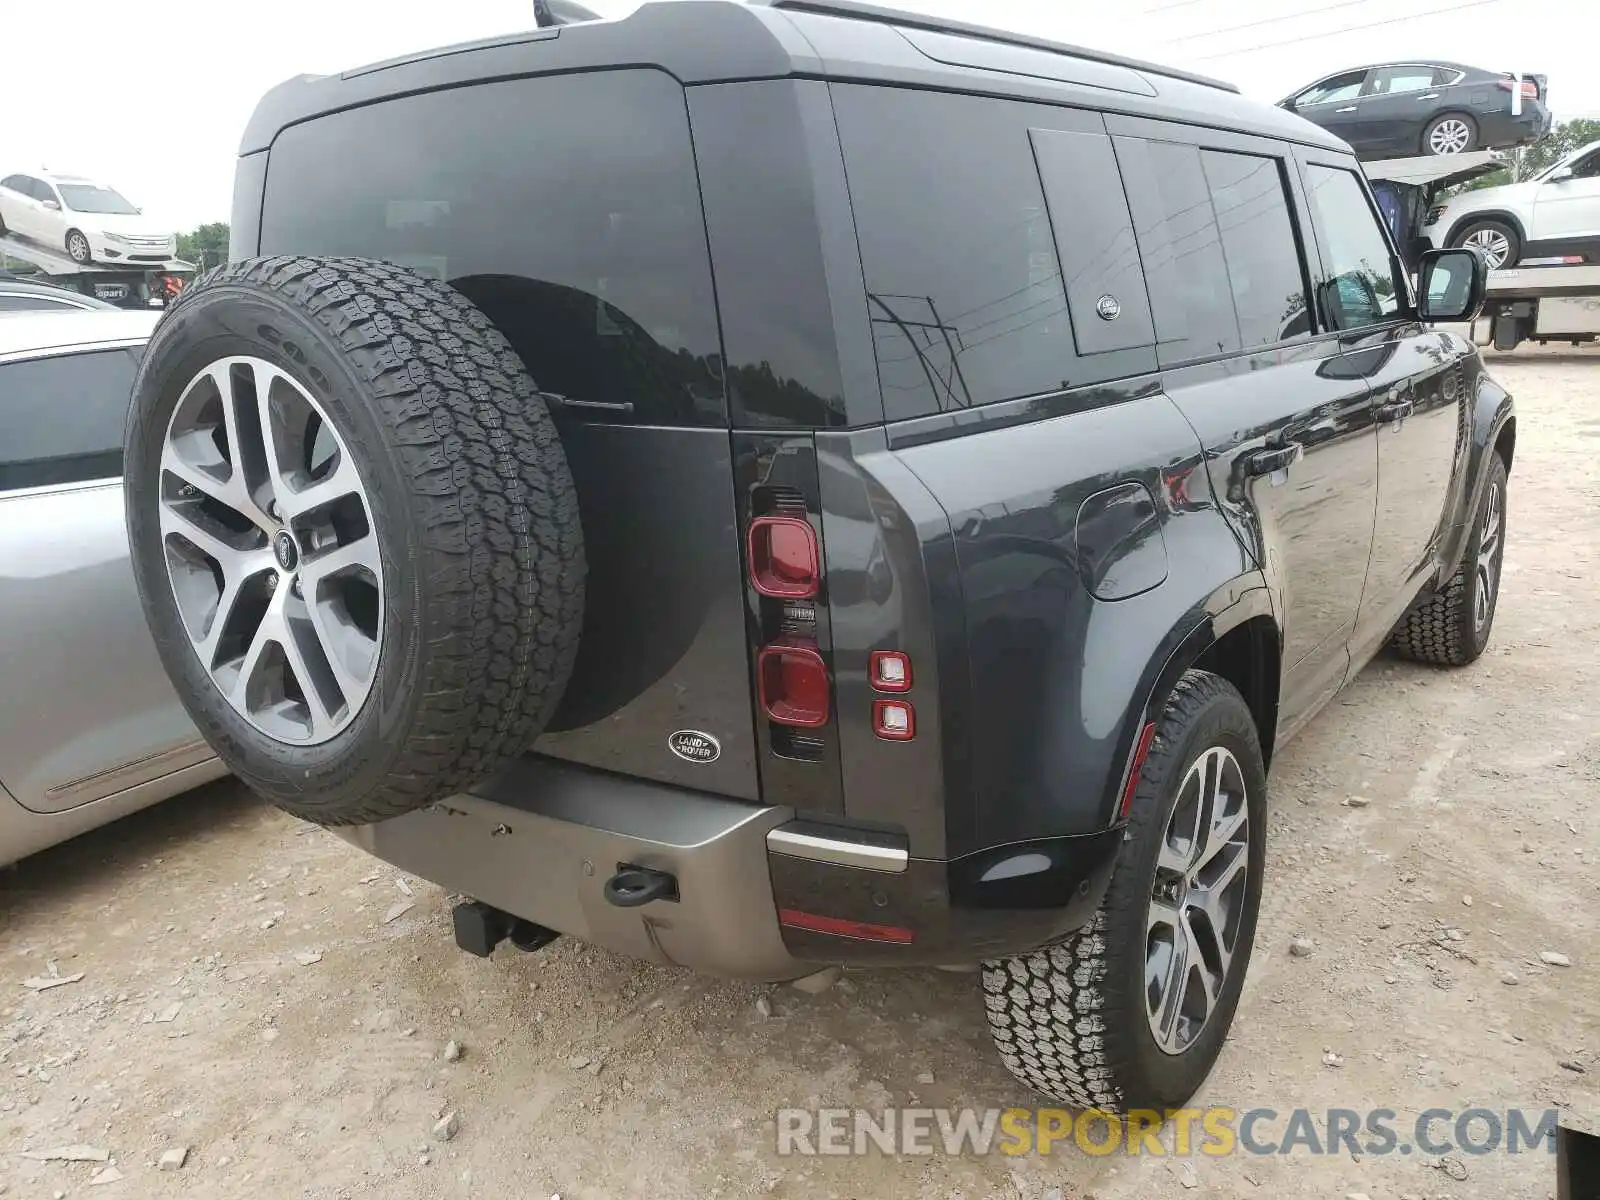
[132, 255, 584, 825]
[1390, 454, 1507, 668]
[981, 670, 1252, 1112]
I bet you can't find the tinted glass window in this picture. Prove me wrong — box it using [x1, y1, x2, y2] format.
[0, 350, 137, 490]
[1200, 151, 1312, 346]
[1115, 138, 1239, 364]
[1297, 71, 1367, 106]
[260, 70, 724, 427]
[0, 293, 79, 311]
[833, 85, 1073, 419]
[1, 175, 25, 191]
[1570, 150, 1600, 179]
[1304, 165, 1402, 330]
[1374, 67, 1436, 93]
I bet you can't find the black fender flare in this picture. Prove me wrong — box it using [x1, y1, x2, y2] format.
[1435, 370, 1516, 590]
[1101, 575, 1279, 828]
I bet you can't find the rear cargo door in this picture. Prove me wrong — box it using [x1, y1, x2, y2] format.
[255, 68, 760, 800]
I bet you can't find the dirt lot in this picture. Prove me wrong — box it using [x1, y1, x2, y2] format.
[3, 348, 1597, 1200]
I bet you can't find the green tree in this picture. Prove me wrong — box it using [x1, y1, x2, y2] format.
[1452, 117, 1600, 194]
[175, 222, 230, 269]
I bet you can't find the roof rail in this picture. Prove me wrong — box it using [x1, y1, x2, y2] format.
[756, 0, 1240, 94]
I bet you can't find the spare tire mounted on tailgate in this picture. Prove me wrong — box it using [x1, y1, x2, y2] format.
[124, 256, 586, 825]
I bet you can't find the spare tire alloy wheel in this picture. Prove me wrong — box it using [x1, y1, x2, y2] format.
[161, 357, 381, 745]
[125, 257, 585, 826]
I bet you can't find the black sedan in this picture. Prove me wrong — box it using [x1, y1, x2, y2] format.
[1281, 62, 1550, 158]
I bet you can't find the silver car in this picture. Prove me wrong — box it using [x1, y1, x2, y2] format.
[0, 310, 224, 866]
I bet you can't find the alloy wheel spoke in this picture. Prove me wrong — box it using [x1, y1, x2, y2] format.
[1183, 912, 1218, 1015]
[231, 602, 283, 708]
[1195, 798, 1247, 876]
[1155, 922, 1191, 1043]
[277, 603, 337, 740]
[162, 355, 385, 746]
[300, 534, 381, 593]
[284, 456, 362, 521]
[1190, 847, 1246, 975]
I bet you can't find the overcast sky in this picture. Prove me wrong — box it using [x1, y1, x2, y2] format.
[0, 0, 1582, 234]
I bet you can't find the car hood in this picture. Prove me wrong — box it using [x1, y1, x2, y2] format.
[75, 211, 172, 238]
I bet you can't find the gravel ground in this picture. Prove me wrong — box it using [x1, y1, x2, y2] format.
[2, 348, 1597, 1200]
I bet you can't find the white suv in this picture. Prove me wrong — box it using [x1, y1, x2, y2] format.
[0, 172, 176, 266]
[1424, 140, 1600, 269]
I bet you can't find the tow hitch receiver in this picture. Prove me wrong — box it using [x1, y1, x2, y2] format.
[451, 900, 560, 957]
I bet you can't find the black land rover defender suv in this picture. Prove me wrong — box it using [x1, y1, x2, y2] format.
[123, 0, 1513, 1111]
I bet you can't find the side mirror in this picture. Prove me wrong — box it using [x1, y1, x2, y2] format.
[1418, 247, 1488, 323]
[1547, 166, 1575, 183]
[42, 199, 60, 211]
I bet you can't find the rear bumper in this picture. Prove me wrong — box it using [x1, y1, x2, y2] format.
[1478, 103, 1551, 148]
[336, 755, 1121, 981]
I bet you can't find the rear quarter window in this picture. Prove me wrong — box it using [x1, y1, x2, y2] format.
[258, 70, 725, 427]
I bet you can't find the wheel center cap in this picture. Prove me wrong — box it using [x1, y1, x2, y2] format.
[273, 529, 299, 573]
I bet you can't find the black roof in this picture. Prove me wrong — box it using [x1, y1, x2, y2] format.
[240, 0, 1349, 156]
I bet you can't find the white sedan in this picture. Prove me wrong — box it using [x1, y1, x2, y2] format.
[0, 171, 176, 266]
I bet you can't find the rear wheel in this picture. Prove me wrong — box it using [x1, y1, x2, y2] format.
[124, 256, 585, 825]
[1451, 219, 1521, 270]
[1423, 113, 1478, 155]
[982, 670, 1266, 1112]
[1391, 454, 1508, 667]
[65, 229, 92, 264]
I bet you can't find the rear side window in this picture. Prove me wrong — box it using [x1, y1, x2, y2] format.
[1304, 165, 1402, 330]
[833, 85, 1073, 419]
[1199, 151, 1312, 346]
[259, 70, 724, 427]
[1372, 66, 1437, 94]
[1117, 139, 1311, 363]
[0, 349, 137, 490]
[1115, 139, 1239, 364]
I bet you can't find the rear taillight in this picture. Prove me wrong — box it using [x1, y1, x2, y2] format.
[758, 640, 831, 727]
[1498, 79, 1539, 100]
[747, 516, 820, 599]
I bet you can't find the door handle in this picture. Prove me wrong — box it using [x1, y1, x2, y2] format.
[1375, 398, 1414, 423]
[1335, 106, 1358, 113]
[1243, 443, 1304, 478]
[1418, 93, 1440, 100]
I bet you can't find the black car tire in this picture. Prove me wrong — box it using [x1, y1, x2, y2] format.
[1422, 112, 1479, 156]
[982, 669, 1267, 1113]
[1391, 453, 1508, 667]
[65, 229, 93, 264]
[1449, 219, 1521, 271]
[125, 256, 586, 826]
